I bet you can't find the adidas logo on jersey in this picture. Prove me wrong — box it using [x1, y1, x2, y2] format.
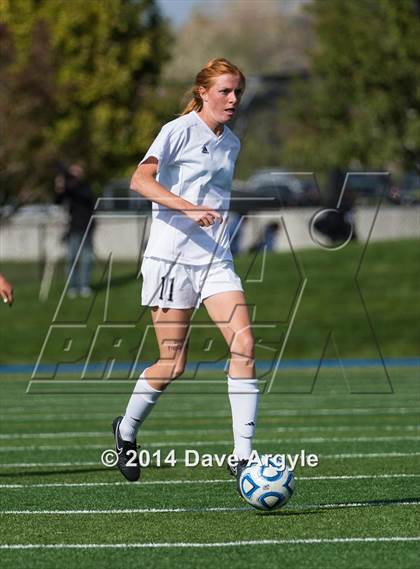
[201, 145, 209, 154]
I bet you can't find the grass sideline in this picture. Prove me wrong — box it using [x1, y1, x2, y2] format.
[0, 368, 419, 568]
[0, 238, 419, 365]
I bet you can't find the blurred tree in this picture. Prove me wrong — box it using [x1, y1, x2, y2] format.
[0, 0, 172, 203]
[163, 0, 313, 80]
[160, 0, 313, 180]
[283, 0, 420, 172]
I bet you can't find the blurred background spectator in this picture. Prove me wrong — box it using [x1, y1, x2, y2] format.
[54, 163, 96, 298]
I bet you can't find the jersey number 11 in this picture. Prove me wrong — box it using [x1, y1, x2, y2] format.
[159, 277, 175, 302]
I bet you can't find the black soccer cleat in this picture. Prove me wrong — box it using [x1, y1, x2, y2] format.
[227, 457, 249, 494]
[112, 416, 140, 482]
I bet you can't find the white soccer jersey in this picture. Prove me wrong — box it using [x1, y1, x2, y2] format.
[140, 110, 241, 265]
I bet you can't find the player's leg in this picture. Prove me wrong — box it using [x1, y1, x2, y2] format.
[204, 290, 255, 378]
[203, 290, 259, 466]
[145, 305, 193, 388]
[114, 306, 192, 481]
[119, 257, 194, 441]
[119, 306, 192, 441]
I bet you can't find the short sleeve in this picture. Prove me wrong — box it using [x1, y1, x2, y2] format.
[140, 124, 185, 171]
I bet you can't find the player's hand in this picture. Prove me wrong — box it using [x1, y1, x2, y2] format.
[184, 205, 222, 227]
[0, 274, 13, 306]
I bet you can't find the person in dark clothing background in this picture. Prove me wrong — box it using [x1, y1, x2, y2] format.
[55, 162, 96, 298]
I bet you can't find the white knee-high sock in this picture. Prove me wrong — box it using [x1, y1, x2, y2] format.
[228, 376, 259, 460]
[119, 372, 163, 442]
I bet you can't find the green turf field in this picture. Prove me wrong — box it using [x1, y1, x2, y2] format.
[0, 238, 419, 566]
[0, 368, 419, 568]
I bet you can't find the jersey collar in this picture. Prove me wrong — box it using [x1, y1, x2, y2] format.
[192, 110, 227, 141]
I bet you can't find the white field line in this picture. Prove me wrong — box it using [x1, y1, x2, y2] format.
[322, 451, 420, 459]
[4, 536, 420, 550]
[0, 425, 418, 441]
[176, 406, 415, 417]
[2, 507, 246, 515]
[296, 474, 420, 481]
[1, 435, 419, 453]
[1, 400, 419, 416]
[0, 413, 120, 421]
[0, 473, 419, 489]
[161, 407, 420, 418]
[292, 435, 420, 443]
[1, 537, 420, 549]
[0, 452, 419, 468]
[3, 398, 419, 415]
[1, 500, 420, 516]
[1, 407, 419, 421]
[0, 444, 105, 453]
[0, 462, 98, 468]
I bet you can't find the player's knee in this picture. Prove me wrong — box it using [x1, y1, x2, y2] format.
[154, 359, 186, 382]
[160, 340, 187, 379]
[231, 333, 255, 362]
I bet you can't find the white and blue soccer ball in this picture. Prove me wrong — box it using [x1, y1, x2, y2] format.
[239, 455, 295, 511]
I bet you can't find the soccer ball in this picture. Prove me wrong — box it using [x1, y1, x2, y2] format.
[239, 455, 295, 511]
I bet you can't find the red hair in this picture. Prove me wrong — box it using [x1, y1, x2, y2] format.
[181, 58, 246, 115]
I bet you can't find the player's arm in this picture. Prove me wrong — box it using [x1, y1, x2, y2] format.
[130, 158, 221, 227]
[0, 273, 13, 306]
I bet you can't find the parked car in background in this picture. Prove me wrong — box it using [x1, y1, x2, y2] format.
[230, 169, 320, 213]
[390, 172, 420, 205]
[342, 172, 390, 203]
[247, 169, 307, 207]
[97, 178, 151, 212]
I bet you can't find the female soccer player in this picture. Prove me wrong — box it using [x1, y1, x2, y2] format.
[113, 58, 259, 486]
